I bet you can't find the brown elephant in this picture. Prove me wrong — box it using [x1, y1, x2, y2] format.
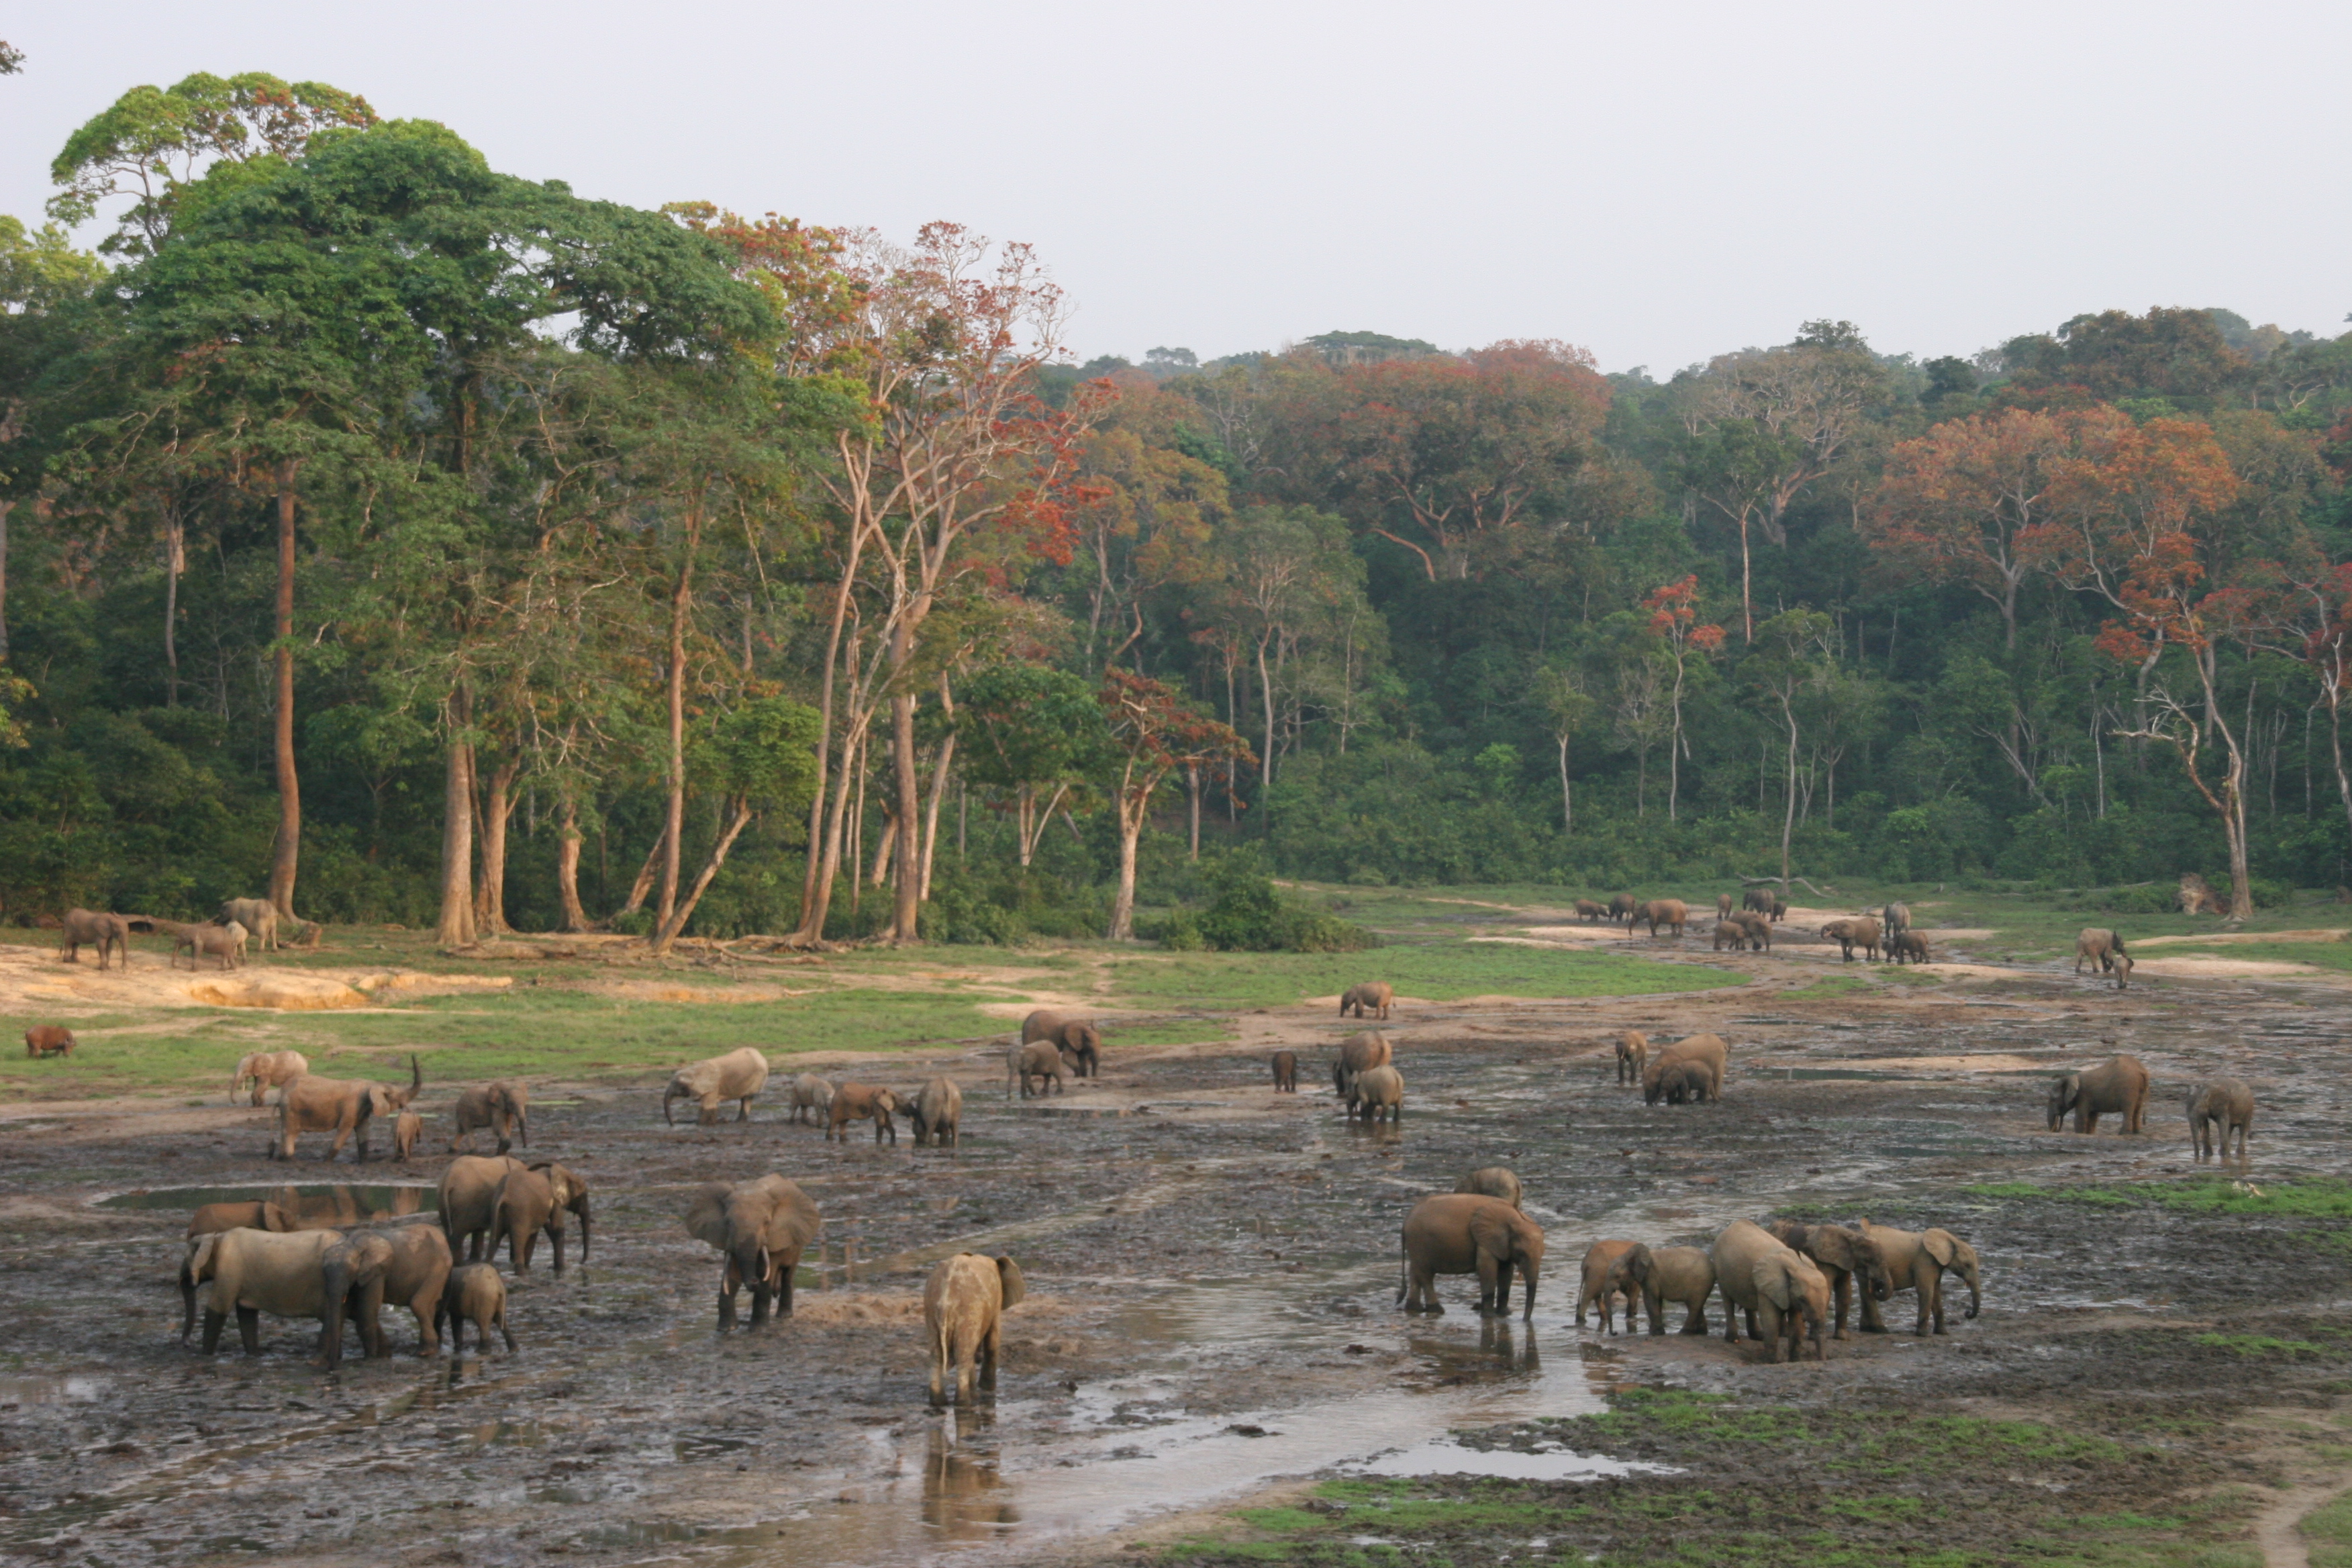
[1332, 1030, 1392, 1097]
[1022, 1009, 1102, 1077]
[1888, 930, 1930, 964]
[1639, 899, 1689, 937]
[912, 1077, 963, 1148]
[491, 1163, 581, 1274]
[1576, 1238, 1638, 1330]
[1819, 916, 1882, 962]
[1399, 1194, 1545, 1318]
[2110, 951, 2135, 989]
[185, 1226, 346, 1357]
[436, 1262, 516, 1353]
[273, 1057, 420, 1162]
[1642, 1032, 1728, 1105]
[180, 1203, 300, 1338]
[230, 1050, 309, 1106]
[828, 1083, 901, 1143]
[1881, 901, 1912, 935]
[663, 1046, 769, 1125]
[1349, 1063, 1404, 1122]
[1767, 1221, 1892, 1339]
[23, 1026, 74, 1058]
[1614, 1029, 1649, 1085]
[1716, 893, 1734, 920]
[1711, 921, 1748, 952]
[1742, 887, 1775, 916]
[440, 1156, 527, 1261]
[685, 1174, 822, 1328]
[1340, 982, 1395, 1020]
[1656, 1060, 1713, 1104]
[1856, 1222, 1981, 1335]
[1455, 1167, 1522, 1208]
[173, 920, 247, 970]
[1607, 893, 1638, 926]
[1006, 1042, 1065, 1099]
[1600, 1243, 1716, 1334]
[2047, 1054, 2149, 1134]
[319, 1220, 452, 1365]
[56, 908, 128, 970]
[2073, 928, 2126, 975]
[217, 897, 281, 954]
[1573, 899, 1607, 922]
[787, 1073, 836, 1124]
[393, 1111, 422, 1161]
[924, 1253, 1026, 1406]
[1732, 911, 1773, 950]
[1712, 1220, 1829, 1362]
[2186, 1079, 2254, 1160]
[449, 1080, 530, 1155]
[1270, 1050, 1298, 1091]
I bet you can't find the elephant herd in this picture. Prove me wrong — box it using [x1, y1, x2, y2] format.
[2045, 1051, 2256, 1160]
[48, 897, 293, 973]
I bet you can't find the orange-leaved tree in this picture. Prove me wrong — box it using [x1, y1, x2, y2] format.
[1641, 575, 1725, 820]
[1099, 671, 1252, 940]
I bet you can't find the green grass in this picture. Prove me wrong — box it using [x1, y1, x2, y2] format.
[1107, 941, 1742, 1010]
[1775, 974, 1875, 1000]
[2194, 1334, 2326, 1357]
[1963, 1179, 2352, 1217]
[2300, 1488, 2352, 1567]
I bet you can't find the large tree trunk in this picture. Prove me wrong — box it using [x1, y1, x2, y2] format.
[1779, 701, 1800, 887]
[555, 799, 590, 933]
[615, 836, 663, 920]
[918, 700, 955, 903]
[889, 689, 922, 943]
[652, 800, 754, 955]
[1187, 763, 1202, 860]
[1110, 793, 1146, 941]
[474, 756, 520, 935]
[1557, 736, 1573, 832]
[656, 548, 692, 933]
[436, 740, 477, 948]
[268, 465, 302, 921]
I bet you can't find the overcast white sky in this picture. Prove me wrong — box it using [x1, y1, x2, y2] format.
[4, 1, 2347, 374]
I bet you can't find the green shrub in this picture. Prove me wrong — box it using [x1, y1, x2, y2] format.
[1185, 852, 1375, 953]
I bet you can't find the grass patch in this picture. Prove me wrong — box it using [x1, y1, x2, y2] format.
[1100, 1019, 1240, 1048]
[2194, 1334, 2325, 1357]
[1777, 975, 1875, 1000]
[1106, 941, 1740, 1010]
[2301, 1487, 2352, 1567]
[1963, 1181, 2136, 1206]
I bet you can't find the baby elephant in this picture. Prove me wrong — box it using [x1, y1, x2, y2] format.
[1349, 1064, 1404, 1123]
[1455, 1167, 1523, 1208]
[787, 1073, 836, 1125]
[1613, 1030, 1647, 1085]
[436, 1263, 517, 1354]
[1007, 1041, 1065, 1099]
[925, 1253, 1026, 1406]
[2186, 1079, 2254, 1160]
[1270, 1050, 1297, 1091]
[393, 1110, 423, 1161]
[1888, 930, 1930, 965]
[828, 1083, 901, 1144]
[911, 1078, 962, 1148]
[174, 920, 248, 971]
[23, 1026, 74, 1059]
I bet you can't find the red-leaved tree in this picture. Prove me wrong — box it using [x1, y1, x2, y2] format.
[1099, 671, 1253, 940]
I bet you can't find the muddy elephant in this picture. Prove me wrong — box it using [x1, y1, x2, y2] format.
[1022, 1010, 1102, 1077]
[1712, 1219, 1829, 1363]
[56, 908, 129, 970]
[1712, 921, 1748, 953]
[1657, 1060, 1713, 1104]
[1270, 1050, 1297, 1091]
[1819, 916, 1882, 963]
[1642, 1032, 1728, 1106]
[231, 1050, 309, 1106]
[1732, 912, 1773, 950]
[1349, 1063, 1404, 1122]
[2186, 1079, 2254, 1160]
[491, 1163, 580, 1275]
[440, 1155, 526, 1260]
[1007, 1042, 1065, 1099]
[186, 1226, 346, 1356]
[1639, 899, 1689, 938]
[1614, 1030, 1649, 1085]
[2073, 928, 2126, 975]
[1573, 899, 1607, 922]
[180, 1203, 300, 1338]
[1398, 1193, 1545, 1318]
[1888, 930, 1930, 964]
[685, 1173, 822, 1328]
[320, 1221, 452, 1365]
[393, 1111, 422, 1161]
[1601, 1243, 1716, 1335]
[1767, 1221, 1891, 1340]
[1455, 1167, 1522, 1208]
[449, 1080, 530, 1155]
[436, 1262, 516, 1353]
[1742, 887, 1775, 916]
[1716, 893, 1735, 920]
[217, 897, 281, 954]
[1332, 1030, 1392, 1098]
[925, 1253, 1026, 1406]
[787, 1073, 836, 1124]
[912, 1077, 963, 1148]
[828, 1083, 901, 1143]
[173, 920, 247, 970]
[1857, 1222, 1980, 1335]
[663, 1046, 769, 1126]
[1577, 1238, 1638, 1330]
[1339, 983, 1395, 1021]
[23, 1026, 74, 1058]
[1881, 901, 1911, 936]
[2110, 951, 2135, 989]
[274, 1057, 420, 1162]
[1608, 893, 1638, 926]
[2048, 1053, 2149, 1134]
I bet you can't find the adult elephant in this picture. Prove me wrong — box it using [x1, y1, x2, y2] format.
[2073, 928, 2126, 975]
[1767, 1221, 1891, 1340]
[912, 1077, 963, 1148]
[1642, 1032, 1728, 1106]
[1640, 899, 1688, 938]
[1607, 893, 1639, 926]
[439, 1155, 527, 1261]
[1455, 1167, 1522, 1208]
[1600, 1243, 1716, 1335]
[273, 1057, 420, 1162]
[924, 1253, 1026, 1407]
[1332, 1031, 1391, 1098]
[1338, 983, 1394, 1021]
[180, 1204, 299, 1339]
[1573, 899, 1607, 923]
[1716, 893, 1735, 920]
[173, 920, 247, 970]
[1397, 1193, 1545, 1319]
[491, 1163, 585, 1275]
[663, 1047, 769, 1125]
[2047, 1054, 2150, 1134]
[437, 1263, 515, 1354]
[185, 1226, 346, 1357]
[1349, 1064, 1404, 1122]
[684, 1174, 822, 1328]
[319, 1222, 452, 1366]
[1819, 917, 1882, 963]
[1881, 901, 1911, 936]
[1856, 1222, 1980, 1336]
[1657, 1061, 1712, 1104]
[449, 1081, 530, 1155]
[1614, 1030, 1649, 1085]
[230, 1050, 309, 1107]
[1742, 887, 1775, 916]
[1888, 931, 1930, 964]
[1577, 1238, 1638, 1330]
[1712, 1219, 1829, 1363]
[1022, 1010, 1102, 1077]
[56, 908, 129, 970]
[218, 897, 282, 954]
[2186, 1079, 2254, 1161]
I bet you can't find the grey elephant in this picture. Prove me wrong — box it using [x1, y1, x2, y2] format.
[663, 1046, 769, 1125]
[173, 920, 247, 971]
[1332, 1030, 1392, 1098]
[1007, 1042, 1065, 1099]
[1712, 1219, 1830, 1363]
[319, 1221, 452, 1366]
[1573, 899, 1607, 922]
[2048, 1053, 2149, 1134]
[1455, 1167, 1522, 1208]
[924, 1253, 1026, 1406]
[787, 1073, 836, 1124]
[1856, 1221, 1981, 1335]
[1818, 916, 1882, 962]
[439, 1155, 527, 1261]
[448, 1080, 530, 1154]
[1339, 982, 1394, 1020]
[2073, 928, 2126, 975]
[1022, 1009, 1103, 1077]
[218, 897, 281, 954]
[1600, 1242, 1716, 1334]
[2186, 1079, 2254, 1160]
[1608, 893, 1639, 925]
[684, 1174, 822, 1328]
[1657, 1061, 1713, 1104]
[1398, 1193, 1545, 1318]
[912, 1077, 963, 1148]
[1767, 1220, 1891, 1339]
[180, 1203, 300, 1339]
[185, 1226, 346, 1356]
[1731, 911, 1773, 950]
[56, 908, 129, 969]
[436, 1263, 516, 1353]
[1349, 1063, 1404, 1122]
[1888, 931, 1930, 964]
[1881, 901, 1911, 936]
[1271, 1050, 1298, 1091]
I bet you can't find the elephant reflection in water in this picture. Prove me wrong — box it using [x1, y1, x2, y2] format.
[924, 1408, 1018, 1539]
[269, 1184, 423, 1228]
[1479, 1316, 1541, 1372]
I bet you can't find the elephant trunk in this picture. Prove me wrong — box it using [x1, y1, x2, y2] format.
[1961, 1266, 1981, 1320]
[574, 1195, 592, 1263]
[663, 1083, 680, 1126]
[179, 1262, 198, 1342]
[1518, 1258, 1540, 1321]
[320, 1269, 354, 1369]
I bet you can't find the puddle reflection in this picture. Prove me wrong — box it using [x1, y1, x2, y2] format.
[924, 1408, 1018, 1540]
[97, 1183, 436, 1224]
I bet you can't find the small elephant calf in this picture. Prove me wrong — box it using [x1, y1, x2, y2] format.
[1270, 1050, 1297, 1091]
[828, 1083, 900, 1144]
[1613, 1030, 1647, 1085]
[23, 1026, 74, 1059]
[2186, 1079, 2254, 1161]
[393, 1110, 423, 1161]
[436, 1263, 517, 1353]
[173, 920, 248, 971]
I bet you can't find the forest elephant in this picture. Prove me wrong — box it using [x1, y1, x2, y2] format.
[2073, 928, 2126, 975]
[440, 1155, 527, 1261]
[1022, 1010, 1103, 1077]
[185, 1226, 346, 1357]
[1577, 1238, 1638, 1330]
[436, 1263, 516, 1353]
[1881, 901, 1911, 935]
[2047, 1053, 2149, 1134]
[1007, 1042, 1065, 1099]
[1657, 1061, 1713, 1104]
[1600, 1243, 1716, 1335]
[2110, 952, 2135, 989]
[173, 920, 247, 971]
[1455, 1167, 1522, 1208]
[230, 1050, 309, 1106]
[1856, 1221, 1981, 1335]
[449, 1080, 530, 1155]
[2186, 1079, 2254, 1160]
[1640, 899, 1689, 937]
[828, 1083, 901, 1143]
[1270, 1050, 1298, 1091]
[1888, 930, 1930, 964]
[56, 908, 129, 970]
[1332, 1030, 1392, 1098]
[273, 1057, 419, 1162]
[1573, 899, 1606, 922]
[1642, 1033, 1728, 1106]
[1339, 983, 1395, 1021]
[1349, 1063, 1404, 1122]
[217, 897, 281, 954]
[491, 1163, 583, 1275]
[1398, 1194, 1545, 1318]
[663, 1047, 769, 1126]
[1614, 1029, 1649, 1085]
[1819, 916, 1882, 963]
[1716, 893, 1734, 919]
[1733, 911, 1773, 950]
[1608, 893, 1638, 926]
[912, 1077, 963, 1148]
[1742, 887, 1775, 916]
[787, 1073, 836, 1124]
[1767, 1220, 1892, 1340]
[1712, 921, 1747, 952]
[180, 1203, 298, 1339]
[23, 1026, 74, 1058]
[924, 1253, 1026, 1407]
[319, 1221, 452, 1366]
[393, 1110, 422, 1161]
[1712, 1219, 1829, 1363]
[684, 1174, 822, 1328]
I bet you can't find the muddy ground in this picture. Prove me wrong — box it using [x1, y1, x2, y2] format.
[3, 944, 2351, 1567]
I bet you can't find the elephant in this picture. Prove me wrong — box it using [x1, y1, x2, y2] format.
[2110, 952, 2135, 989]
[173, 920, 247, 971]
[1398, 1193, 1545, 1318]
[1270, 1050, 1298, 1091]
[56, 908, 129, 970]
[1716, 893, 1735, 920]
[1600, 1243, 1716, 1334]
[23, 1026, 74, 1058]
[440, 1155, 527, 1261]
[1455, 1167, 1522, 1208]
[490, 1163, 579, 1274]
[2047, 1053, 2149, 1134]
[1766, 1221, 1891, 1340]
[217, 897, 281, 954]
[1332, 1030, 1392, 1098]
[180, 1203, 300, 1338]
[2073, 928, 2126, 975]
[924, 1253, 1027, 1406]
[1577, 1238, 1638, 1330]
[828, 1083, 901, 1143]
[1888, 930, 1930, 964]
[1770, 898, 1788, 922]
[1340, 982, 1395, 1021]
[1642, 1032, 1728, 1105]
[787, 1073, 836, 1124]
[2186, 1078, 2254, 1160]
[1639, 899, 1689, 938]
[663, 1046, 769, 1125]
[1349, 1063, 1404, 1122]
[1022, 1010, 1103, 1077]
[1007, 1042, 1065, 1099]
[912, 1077, 963, 1148]
[1711, 1220, 1829, 1363]
[684, 1174, 822, 1328]
[1607, 893, 1638, 926]
[185, 1226, 346, 1356]
[319, 1221, 452, 1365]
[1614, 1029, 1649, 1085]
[448, 1080, 530, 1155]
[1856, 1221, 1980, 1335]
[436, 1263, 516, 1354]
[1573, 899, 1607, 922]
[1732, 912, 1773, 950]
[231, 1050, 309, 1106]
[393, 1110, 422, 1161]
[273, 1057, 420, 1162]
[1742, 887, 1775, 916]
[1712, 921, 1747, 952]
[1819, 916, 1882, 962]
[1657, 1061, 1714, 1104]
[1881, 901, 1911, 936]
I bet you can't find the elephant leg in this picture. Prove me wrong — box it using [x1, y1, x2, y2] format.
[499, 1310, 516, 1353]
[1722, 1298, 1741, 1344]
[550, 1228, 566, 1277]
[1831, 1272, 1853, 1340]
[180, 1272, 199, 1342]
[776, 1261, 795, 1318]
[237, 1305, 262, 1355]
[413, 1295, 440, 1355]
[980, 1322, 1001, 1390]
[930, 1344, 948, 1407]
[749, 1279, 772, 1327]
[1681, 1299, 1708, 1334]
[1743, 1307, 1759, 1341]
[201, 1308, 228, 1354]
[1757, 1306, 1782, 1362]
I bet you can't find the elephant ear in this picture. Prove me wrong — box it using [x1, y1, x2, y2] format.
[260, 1203, 296, 1232]
[996, 1256, 1027, 1310]
[1806, 1226, 1855, 1272]
[1753, 1257, 1796, 1312]
[683, 1183, 734, 1250]
[1467, 1205, 1517, 1263]
[1922, 1230, 1960, 1268]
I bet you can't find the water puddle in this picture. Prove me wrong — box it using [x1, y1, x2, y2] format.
[1347, 1435, 1661, 1481]
[95, 1183, 438, 1222]
[0, 1374, 109, 1407]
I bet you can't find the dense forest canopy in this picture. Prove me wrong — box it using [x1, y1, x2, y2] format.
[3, 68, 2349, 946]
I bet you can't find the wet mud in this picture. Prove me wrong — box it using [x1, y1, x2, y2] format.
[2, 960, 2350, 1565]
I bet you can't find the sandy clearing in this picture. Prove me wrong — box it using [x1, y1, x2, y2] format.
[2130, 954, 2329, 978]
[2133, 928, 2350, 948]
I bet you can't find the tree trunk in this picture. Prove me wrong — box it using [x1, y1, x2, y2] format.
[652, 799, 755, 955]
[616, 836, 663, 919]
[1257, 637, 1277, 789]
[2325, 684, 2352, 854]
[436, 740, 477, 948]
[1667, 661, 1685, 821]
[889, 687, 922, 943]
[918, 699, 954, 904]
[1557, 735, 1572, 832]
[1109, 793, 1146, 941]
[475, 756, 520, 935]
[1779, 700, 1800, 887]
[656, 546, 692, 932]
[869, 802, 897, 885]
[268, 465, 302, 921]
[1738, 513, 1754, 643]
[555, 799, 589, 933]
[162, 507, 183, 705]
[1187, 763, 1202, 860]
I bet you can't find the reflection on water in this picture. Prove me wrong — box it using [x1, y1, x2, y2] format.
[0, 1374, 108, 1406]
[924, 1408, 1017, 1542]
[96, 1183, 437, 1222]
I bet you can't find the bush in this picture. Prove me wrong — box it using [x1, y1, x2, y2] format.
[1183, 852, 1376, 952]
